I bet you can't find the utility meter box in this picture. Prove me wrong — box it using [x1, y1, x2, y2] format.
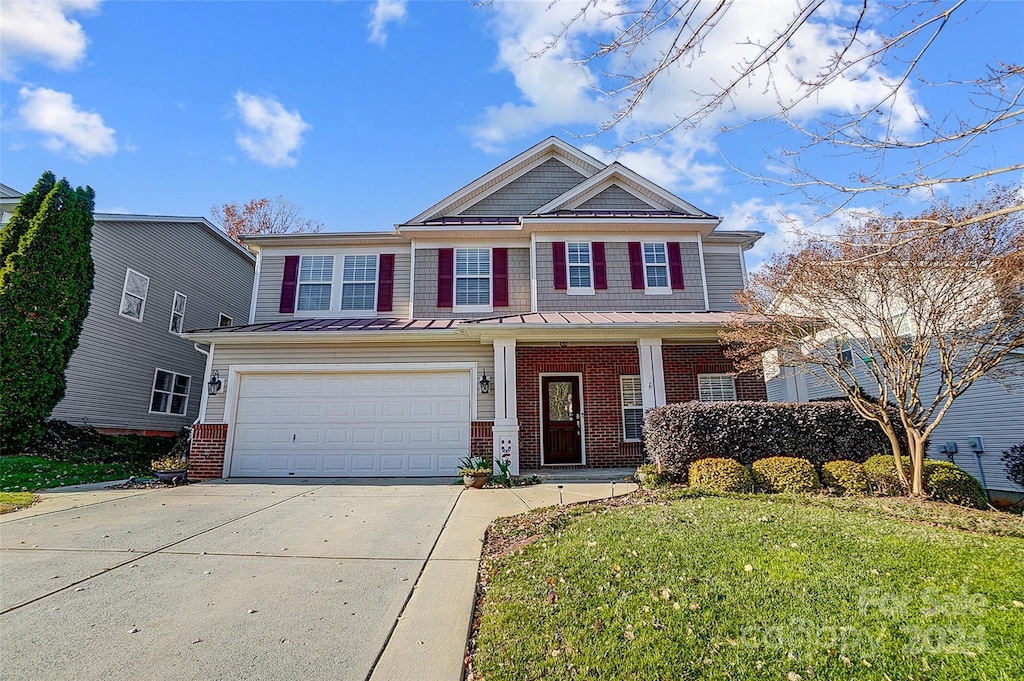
[967, 436, 985, 453]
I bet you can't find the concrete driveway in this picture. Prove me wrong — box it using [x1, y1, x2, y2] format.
[1, 475, 636, 681]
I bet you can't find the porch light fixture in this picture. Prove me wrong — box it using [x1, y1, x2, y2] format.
[478, 370, 491, 394]
[207, 370, 222, 396]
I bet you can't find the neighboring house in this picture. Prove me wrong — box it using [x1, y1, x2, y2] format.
[0, 184, 255, 435]
[184, 138, 766, 479]
[766, 352, 1024, 500]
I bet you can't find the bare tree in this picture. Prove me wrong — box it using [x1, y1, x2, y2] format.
[722, 188, 1024, 497]
[211, 196, 323, 243]
[513, 0, 1023, 235]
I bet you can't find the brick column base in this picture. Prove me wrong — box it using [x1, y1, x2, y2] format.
[189, 423, 228, 481]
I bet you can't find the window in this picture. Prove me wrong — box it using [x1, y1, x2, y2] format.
[150, 369, 190, 415]
[455, 248, 491, 308]
[643, 243, 670, 292]
[119, 268, 150, 321]
[297, 255, 333, 311]
[168, 292, 187, 333]
[621, 375, 644, 441]
[218, 314, 233, 327]
[698, 374, 737, 402]
[567, 242, 593, 293]
[838, 343, 854, 367]
[341, 254, 378, 312]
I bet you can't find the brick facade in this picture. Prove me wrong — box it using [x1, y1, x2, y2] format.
[662, 344, 767, 403]
[470, 421, 493, 458]
[189, 423, 228, 481]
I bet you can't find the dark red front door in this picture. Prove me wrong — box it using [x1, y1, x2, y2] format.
[542, 376, 582, 464]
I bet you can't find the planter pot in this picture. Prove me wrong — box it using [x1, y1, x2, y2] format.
[463, 472, 489, 489]
[153, 469, 188, 485]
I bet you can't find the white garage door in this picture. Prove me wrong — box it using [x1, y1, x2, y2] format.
[229, 370, 471, 477]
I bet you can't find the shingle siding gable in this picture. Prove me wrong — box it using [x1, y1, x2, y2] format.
[577, 184, 658, 210]
[459, 158, 586, 216]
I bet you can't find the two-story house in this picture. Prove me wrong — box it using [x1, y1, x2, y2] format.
[0, 183, 255, 435]
[184, 138, 766, 479]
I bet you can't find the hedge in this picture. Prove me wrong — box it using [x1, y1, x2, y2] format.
[689, 458, 753, 493]
[752, 456, 820, 493]
[644, 401, 907, 478]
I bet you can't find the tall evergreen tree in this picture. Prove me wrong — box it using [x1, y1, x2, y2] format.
[0, 175, 95, 454]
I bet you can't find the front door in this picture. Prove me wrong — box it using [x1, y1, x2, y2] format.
[542, 376, 583, 464]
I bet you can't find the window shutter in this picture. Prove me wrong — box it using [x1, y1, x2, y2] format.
[552, 242, 567, 290]
[279, 255, 300, 313]
[377, 253, 395, 313]
[437, 248, 454, 308]
[493, 248, 509, 307]
[592, 242, 607, 290]
[667, 242, 685, 290]
[628, 242, 644, 290]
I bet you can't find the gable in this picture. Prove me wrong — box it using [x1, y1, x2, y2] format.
[576, 184, 659, 211]
[458, 158, 587, 217]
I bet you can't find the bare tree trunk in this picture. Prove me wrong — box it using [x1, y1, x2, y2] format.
[908, 432, 927, 497]
[882, 425, 909, 490]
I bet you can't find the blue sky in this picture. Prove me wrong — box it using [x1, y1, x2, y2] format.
[1, 0, 1021, 267]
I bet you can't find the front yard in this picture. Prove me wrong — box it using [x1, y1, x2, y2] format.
[471, 492, 1024, 680]
[0, 455, 150, 493]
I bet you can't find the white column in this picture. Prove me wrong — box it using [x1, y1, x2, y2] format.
[492, 338, 520, 474]
[638, 338, 667, 410]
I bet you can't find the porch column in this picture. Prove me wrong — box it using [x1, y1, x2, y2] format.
[492, 338, 520, 475]
[637, 338, 667, 410]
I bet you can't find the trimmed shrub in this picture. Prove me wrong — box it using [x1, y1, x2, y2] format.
[922, 460, 988, 509]
[634, 464, 670, 487]
[751, 456, 820, 493]
[863, 454, 910, 496]
[1002, 442, 1024, 488]
[688, 458, 752, 493]
[644, 401, 908, 478]
[24, 420, 174, 465]
[821, 460, 869, 495]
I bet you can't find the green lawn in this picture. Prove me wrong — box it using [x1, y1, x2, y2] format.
[472, 493, 1024, 680]
[0, 456, 150, 492]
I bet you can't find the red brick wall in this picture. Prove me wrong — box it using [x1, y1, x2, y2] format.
[470, 421, 492, 457]
[662, 344, 767, 402]
[189, 423, 228, 481]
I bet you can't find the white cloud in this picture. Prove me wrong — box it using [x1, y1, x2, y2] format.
[367, 0, 407, 46]
[234, 91, 310, 168]
[18, 86, 117, 158]
[0, 0, 100, 80]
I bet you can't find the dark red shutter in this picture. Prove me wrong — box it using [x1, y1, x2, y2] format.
[492, 248, 508, 307]
[552, 242, 567, 290]
[592, 242, 607, 290]
[377, 253, 395, 313]
[628, 242, 644, 290]
[668, 242, 685, 290]
[279, 255, 300, 313]
[437, 248, 454, 308]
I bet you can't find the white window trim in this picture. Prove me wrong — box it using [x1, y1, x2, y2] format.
[642, 242, 672, 295]
[340, 254, 379, 315]
[149, 368, 191, 416]
[453, 247, 493, 313]
[219, 314, 233, 327]
[697, 373, 737, 402]
[296, 255, 335, 313]
[119, 268, 149, 322]
[620, 375, 644, 443]
[566, 241, 595, 296]
[168, 291, 187, 334]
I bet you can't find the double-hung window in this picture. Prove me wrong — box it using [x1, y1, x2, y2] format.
[643, 243, 670, 293]
[567, 242, 593, 294]
[297, 255, 333, 311]
[341, 255, 378, 313]
[838, 343, 854, 367]
[698, 374, 737, 402]
[150, 369, 190, 415]
[620, 375, 644, 442]
[119, 268, 150, 321]
[169, 292, 187, 333]
[455, 248, 491, 309]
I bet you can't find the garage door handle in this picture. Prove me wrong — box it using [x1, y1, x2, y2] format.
[292, 434, 296, 443]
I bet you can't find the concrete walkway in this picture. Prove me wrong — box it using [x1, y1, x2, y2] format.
[1, 475, 635, 680]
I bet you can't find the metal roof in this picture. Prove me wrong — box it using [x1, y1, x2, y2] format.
[462, 311, 751, 326]
[187, 317, 465, 334]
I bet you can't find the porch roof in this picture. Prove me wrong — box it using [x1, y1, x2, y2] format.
[462, 311, 750, 327]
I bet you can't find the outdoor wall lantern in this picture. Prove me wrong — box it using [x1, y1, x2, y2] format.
[207, 370, 223, 396]
[478, 370, 491, 394]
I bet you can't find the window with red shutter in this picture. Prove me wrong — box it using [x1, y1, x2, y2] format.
[437, 248, 454, 308]
[552, 242, 567, 290]
[592, 242, 607, 290]
[377, 253, 395, 312]
[667, 242, 685, 290]
[493, 248, 509, 307]
[279, 255, 299, 313]
[628, 242, 644, 290]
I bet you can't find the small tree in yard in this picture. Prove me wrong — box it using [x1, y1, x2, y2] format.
[723, 190, 1024, 497]
[211, 196, 323, 244]
[0, 173, 95, 454]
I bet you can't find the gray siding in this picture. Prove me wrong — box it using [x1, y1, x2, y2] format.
[536, 241, 706, 312]
[205, 341, 494, 422]
[253, 251, 412, 323]
[460, 158, 585, 216]
[413, 248, 531, 319]
[577, 185, 656, 210]
[50, 220, 254, 432]
[704, 249, 745, 311]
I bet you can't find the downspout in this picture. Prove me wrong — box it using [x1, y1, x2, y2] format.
[193, 342, 215, 424]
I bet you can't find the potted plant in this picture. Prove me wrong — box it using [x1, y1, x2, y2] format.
[151, 427, 190, 484]
[457, 456, 491, 489]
